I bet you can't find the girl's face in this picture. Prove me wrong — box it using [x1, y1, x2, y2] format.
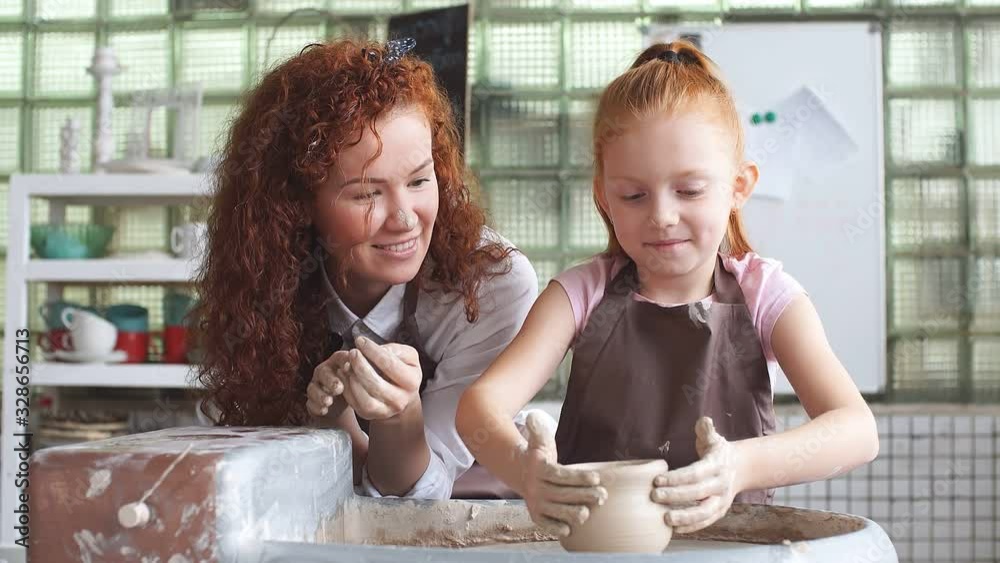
[313, 106, 439, 289]
[600, 112, 756, 281]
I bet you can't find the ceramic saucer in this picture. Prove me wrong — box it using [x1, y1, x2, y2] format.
[52, 349, 127, 363]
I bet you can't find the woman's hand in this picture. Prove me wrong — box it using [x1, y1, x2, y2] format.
[306, 356, 348, 419]
[520, 412, 607, 538]
[312, 336, 423, 421]
[651, 417, 739, 534]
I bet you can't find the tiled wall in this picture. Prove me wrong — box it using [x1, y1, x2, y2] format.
[775, 405, 999, 563]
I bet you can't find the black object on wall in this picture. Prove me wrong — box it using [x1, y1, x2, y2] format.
[388, 5, 471, 152]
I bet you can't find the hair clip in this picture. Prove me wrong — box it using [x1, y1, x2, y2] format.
[658, 50, 679, 63]
[384, 37, 416, 64]
[657, 49, 696, 65]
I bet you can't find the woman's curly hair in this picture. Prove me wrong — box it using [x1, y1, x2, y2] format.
[192, 39, 514, 427]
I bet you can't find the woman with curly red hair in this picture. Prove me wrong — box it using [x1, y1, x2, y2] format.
[193, 38, 537, 499]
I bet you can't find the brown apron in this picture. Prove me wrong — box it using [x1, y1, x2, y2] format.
[554, 256, 776, 504]
[323, 282, 439, 431]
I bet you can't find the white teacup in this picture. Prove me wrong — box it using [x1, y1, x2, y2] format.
[60, 308, 118, 357]
[170, 222, 207, 260]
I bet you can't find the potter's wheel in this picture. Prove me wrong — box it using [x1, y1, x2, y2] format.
[298, 499, 894, 563]
[32, 427, 893, 563]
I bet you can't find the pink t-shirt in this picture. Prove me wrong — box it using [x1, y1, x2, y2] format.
[552, 252, 806, 384]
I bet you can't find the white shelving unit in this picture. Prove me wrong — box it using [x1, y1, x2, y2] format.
[31, 364, 196, 388]
[26, 258, 197, 283]
[1, 173, 211, 556]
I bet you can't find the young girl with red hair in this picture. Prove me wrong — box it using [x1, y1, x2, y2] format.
[457, 41, 878, 536]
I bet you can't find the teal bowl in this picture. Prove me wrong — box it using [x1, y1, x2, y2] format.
[105, 303, 149, 332]
[30, 224, 116, 259]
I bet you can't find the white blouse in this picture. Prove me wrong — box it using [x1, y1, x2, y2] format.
[319, 230, 538, 499]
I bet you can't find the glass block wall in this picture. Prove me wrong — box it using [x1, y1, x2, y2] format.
[0, 0, 998, 400]
[885, 15, 1000, 403]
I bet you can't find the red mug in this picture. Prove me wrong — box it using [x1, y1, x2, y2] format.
[163, 325, 189, 364]
[115, 331, 150, 363]
[39, 329, 71, 355]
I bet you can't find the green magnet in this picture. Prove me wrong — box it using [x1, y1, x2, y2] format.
[750, 113, 762, 125]
[764, 111, 776, 123]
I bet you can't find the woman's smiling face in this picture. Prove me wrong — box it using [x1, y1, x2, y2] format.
[314, 106, 439, 289]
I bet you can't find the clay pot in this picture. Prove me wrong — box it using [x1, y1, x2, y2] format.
[559, 459, 672, 553]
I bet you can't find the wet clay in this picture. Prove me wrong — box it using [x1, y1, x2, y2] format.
[681, 504, 866, 544]
[559, 459, 671, 553]
[321, 500, 868, 550]
[469, 539, 762, 552]
[324, 497, 556, 548]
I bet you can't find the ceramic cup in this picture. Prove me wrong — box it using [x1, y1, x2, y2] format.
[170, 222, 207, 260]
[39, 300, 95, 329]
[105, 304, 149, 333]
[559, 459, 671, 553]
[163, 292, 195, 327]
[104, 304, 150, 362]
[38, 328, 71, 354]
[60, 308, 118, 357]
[115, 331, 150, 363]
[162, 325, 189, 363]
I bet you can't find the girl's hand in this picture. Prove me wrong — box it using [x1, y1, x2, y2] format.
[520, 412, 608, 538]
[651, 417, 739, 534]
[330, 336, 423, 421]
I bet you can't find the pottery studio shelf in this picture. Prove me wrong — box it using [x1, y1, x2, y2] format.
[14, 173, 212, 206]
[3, 174, 210, 522]
[30, 363, 198, 388]
[4, 174, 207, 390]
[26, 258, 197, 283]
[0, 171, 212, 562]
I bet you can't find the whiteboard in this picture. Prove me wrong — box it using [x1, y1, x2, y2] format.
[646, 23, 886, 394]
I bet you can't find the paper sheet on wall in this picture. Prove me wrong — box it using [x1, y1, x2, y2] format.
[742, 111, 800, 202]
[776, 86, 859, 182]
[743, 86, 858, 201]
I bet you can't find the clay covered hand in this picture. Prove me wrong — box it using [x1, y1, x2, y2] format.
[651, 417, 739, 533]
[307, 336, 422, 420]
[520, 411, 608, 538]
[306, 354, 349, 419]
